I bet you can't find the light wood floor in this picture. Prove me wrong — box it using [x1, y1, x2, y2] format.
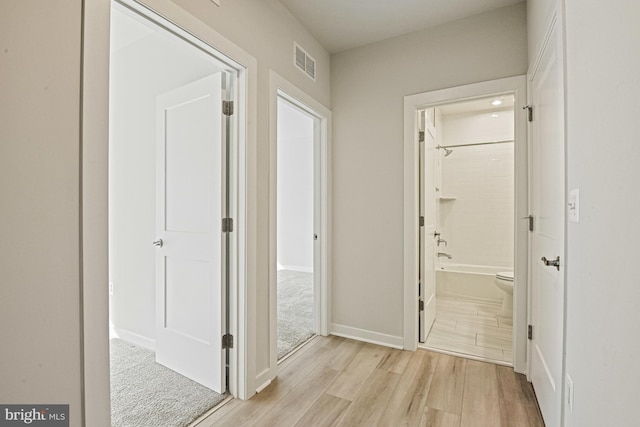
[196, 335, 544, 427]
[426, 297, 513, 364]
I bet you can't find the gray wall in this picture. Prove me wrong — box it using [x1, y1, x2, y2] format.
[329, 3, 527, 341]
[556, 0, 639, 425]
[0, 0, 84, 423]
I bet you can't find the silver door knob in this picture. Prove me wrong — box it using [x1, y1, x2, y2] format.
[153, 239, 163, 248]
[541, 256, 560, 271]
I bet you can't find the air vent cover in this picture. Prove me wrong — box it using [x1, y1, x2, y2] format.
[294, 43, 316, 81]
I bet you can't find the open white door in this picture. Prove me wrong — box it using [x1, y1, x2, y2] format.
[529, 19, 565, 426]
[419, 110, 437, 342]
[154, 73, 226, 393]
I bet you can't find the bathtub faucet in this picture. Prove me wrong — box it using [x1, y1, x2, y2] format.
[437, 252, 453, 259]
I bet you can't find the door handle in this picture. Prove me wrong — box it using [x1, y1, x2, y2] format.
[153, 239, 164, 248]
[541, 256, 560, 271]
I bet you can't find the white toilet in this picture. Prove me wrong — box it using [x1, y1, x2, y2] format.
[494, 271, 514, 317]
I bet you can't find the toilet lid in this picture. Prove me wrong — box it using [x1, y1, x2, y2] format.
[496, 271, 514, 281]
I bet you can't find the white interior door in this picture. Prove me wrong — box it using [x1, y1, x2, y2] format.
[154, 73, 226, 393]
[529, 20, 565, 426]
[419, 110, 437, 342]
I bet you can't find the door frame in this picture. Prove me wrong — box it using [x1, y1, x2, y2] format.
[266, 70, 332, 386]
[81, 0, 258, 422]
[402, 76, 529, 373]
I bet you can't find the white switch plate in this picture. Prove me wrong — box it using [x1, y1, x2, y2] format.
[568, 188, 580, 223]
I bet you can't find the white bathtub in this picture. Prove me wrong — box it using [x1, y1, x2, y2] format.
[435, 263, 510, 303]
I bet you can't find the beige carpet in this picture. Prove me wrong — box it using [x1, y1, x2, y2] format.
[110, 339, 226, 427]
[277, 270, 315, 359]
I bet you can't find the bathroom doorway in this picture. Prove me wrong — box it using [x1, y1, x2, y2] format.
[403, 76, 528, 372]
[419, 96, 516, 365]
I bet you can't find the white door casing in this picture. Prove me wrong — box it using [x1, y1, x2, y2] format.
[528, 17, 565, 427]
[312, 110, 322, 334]
[419, 110, 437, 342]
[404, 76, 528, 369]
[155, 73, 226, 393]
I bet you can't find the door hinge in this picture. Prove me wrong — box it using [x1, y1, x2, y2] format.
[524, 105, 533, 122]
[419, 300, 424, 312]
[523, 215, 534, 232]
[222, 217, 234, 233]
[528, 324, 533, 340]
[222, 333, 234, 349]
[223, 100, 234, 116]
[419, 216, 425, 227]
[418, 131, 425, 142]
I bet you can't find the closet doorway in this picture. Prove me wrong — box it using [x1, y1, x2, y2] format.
[275, 96, 320, 360]
[267, 74, 331, 376]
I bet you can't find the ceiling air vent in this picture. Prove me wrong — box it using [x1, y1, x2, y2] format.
[294, 42, 316, 81]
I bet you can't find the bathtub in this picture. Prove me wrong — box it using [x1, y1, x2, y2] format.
[435, 263, 510, 303]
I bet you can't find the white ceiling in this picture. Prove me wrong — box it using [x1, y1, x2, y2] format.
[278, 0, 524, 53]
[438, 94, 515, 116]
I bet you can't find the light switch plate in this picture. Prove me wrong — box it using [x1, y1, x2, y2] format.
[568, 188, 580, 223]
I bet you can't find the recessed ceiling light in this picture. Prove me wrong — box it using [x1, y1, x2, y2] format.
[491, 99, 502, 106]
[491, 113, 499, 118]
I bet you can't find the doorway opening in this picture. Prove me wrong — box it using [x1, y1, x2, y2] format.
[418, 96, 516, 365]
[267, 74, 331, 379]
[275, 97, 320, 360]
[108, 1, 244, 424]
[403, 76, 528, 373]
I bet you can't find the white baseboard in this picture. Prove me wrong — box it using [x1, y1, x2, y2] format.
[255, 367, 276, 394]
[113, 327, 156, 351]
[330, 323, 404, 349]
[278, 265, 313, 273]
[255, 378, 272, 394]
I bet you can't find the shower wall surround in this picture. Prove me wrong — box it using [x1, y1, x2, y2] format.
[438, 109, 515, 269]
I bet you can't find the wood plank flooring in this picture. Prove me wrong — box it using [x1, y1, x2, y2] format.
[196, 336, 544, 427]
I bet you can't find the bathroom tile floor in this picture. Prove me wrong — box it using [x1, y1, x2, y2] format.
[425, 296, 513, 364]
